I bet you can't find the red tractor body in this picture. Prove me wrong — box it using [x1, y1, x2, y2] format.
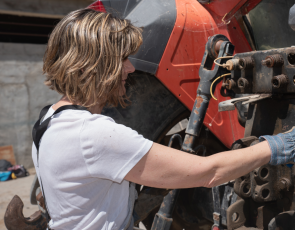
[155, 0, 261, 147]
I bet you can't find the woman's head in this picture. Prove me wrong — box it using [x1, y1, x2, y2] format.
[43, 9, 142, 108]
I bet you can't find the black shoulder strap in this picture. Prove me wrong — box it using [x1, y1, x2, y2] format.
[39, 105, 52, 119]
[32, 105, 52, 152]
[32, 105, 88, 153]
[32, 104, 89, 227]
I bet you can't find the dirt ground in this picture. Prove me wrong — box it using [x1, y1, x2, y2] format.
[0, 168, 39, 230]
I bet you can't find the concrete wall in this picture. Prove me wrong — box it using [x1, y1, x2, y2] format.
[0, 0, 91, 168]
[0, 43, 60, 168]
[0, 0, 92, 16]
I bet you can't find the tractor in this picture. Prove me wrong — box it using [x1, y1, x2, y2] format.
[5, 0, 295, 229]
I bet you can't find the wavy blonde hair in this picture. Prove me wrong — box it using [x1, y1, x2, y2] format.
[43, 9, 142, 107]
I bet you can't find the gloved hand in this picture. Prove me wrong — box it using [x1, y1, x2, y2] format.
[259, 127, 295, 165]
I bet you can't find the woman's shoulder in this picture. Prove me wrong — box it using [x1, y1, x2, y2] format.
[81, 112, 137, 137]
[84, 113, 115, 124]
[81, 112, 128, 134]
[58, 109, 115, 123]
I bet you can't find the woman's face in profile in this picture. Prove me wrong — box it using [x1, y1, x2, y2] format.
[120, 58, 135, 95]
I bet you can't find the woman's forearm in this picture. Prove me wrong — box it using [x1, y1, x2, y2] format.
[201, 141, 271, 187]
[126, 141, 271, 189]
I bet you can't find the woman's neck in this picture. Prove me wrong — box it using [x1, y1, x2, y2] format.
[52, 96, 104, 114]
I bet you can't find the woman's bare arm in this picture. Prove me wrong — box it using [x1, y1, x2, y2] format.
[124, 141, 271, 189]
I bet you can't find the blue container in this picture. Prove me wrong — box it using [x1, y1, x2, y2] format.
[0, 171, 12, 181]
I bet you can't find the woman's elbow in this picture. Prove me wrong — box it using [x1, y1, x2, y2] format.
[195, 163, 218, 188]
[202, 177, 218, 188]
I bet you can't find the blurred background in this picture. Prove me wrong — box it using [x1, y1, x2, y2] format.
[0, 0, 101, 169]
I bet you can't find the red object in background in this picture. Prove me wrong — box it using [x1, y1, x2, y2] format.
[87, 0, 106, 12]
[156, 0, 262, 148]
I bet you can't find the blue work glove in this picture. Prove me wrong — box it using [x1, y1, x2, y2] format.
[259, 127, 295, 165]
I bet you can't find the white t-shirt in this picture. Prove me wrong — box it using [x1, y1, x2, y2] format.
[32, 106, 153, 230]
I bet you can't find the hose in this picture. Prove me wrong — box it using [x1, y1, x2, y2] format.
[213, 56, 234, 67]
[210, 73, 231, 100]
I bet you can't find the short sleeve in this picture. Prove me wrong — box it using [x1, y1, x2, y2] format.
[80, 115, 153, 183]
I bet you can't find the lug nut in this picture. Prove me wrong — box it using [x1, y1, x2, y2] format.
[225, 79, 236, 90]
[261, 54, 284, 67]
[239, 57, 254, 69]
[237, 78, 249, 89]
[272, 74, 288, 88]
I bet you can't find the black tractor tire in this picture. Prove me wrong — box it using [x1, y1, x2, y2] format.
[101, 71, 189, 142]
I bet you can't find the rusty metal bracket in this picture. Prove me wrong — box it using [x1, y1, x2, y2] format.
[218, 94, 271, 112]
[226, 199, 248, 230]
[251, 164, 293, 203]
[4, 195, 47, 230]
[183, 34, 234, 153]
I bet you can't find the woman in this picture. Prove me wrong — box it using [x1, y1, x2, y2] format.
[32, 8, 295, 230]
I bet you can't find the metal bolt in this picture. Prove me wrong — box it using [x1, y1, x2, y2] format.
[261, 54, 284, 67]
[271, 74, 288, 88]
[237, 78, 249, 89]
[239, 56, 254, 69]
[279, 178, 291, 191]
[261, 58, 271, 66]
[222, 82, 229, 88]
[226, 79, 236, 90]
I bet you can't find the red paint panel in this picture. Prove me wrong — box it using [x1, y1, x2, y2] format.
[227, 17, 252, 53]
[155, 0, 259, 148]
[87, 0, 106, 12]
